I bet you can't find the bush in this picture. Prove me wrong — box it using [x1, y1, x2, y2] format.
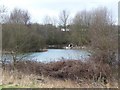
[4, 59, 112, 84]
[2, 24, 46, 52]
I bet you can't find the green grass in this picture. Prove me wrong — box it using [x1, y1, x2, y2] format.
[1, 84, 39, 88]
[0, 85, 2, 90]
[0, 85, 27, 88]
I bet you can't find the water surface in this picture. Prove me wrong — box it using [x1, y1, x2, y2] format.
[2, 49, 90, 63]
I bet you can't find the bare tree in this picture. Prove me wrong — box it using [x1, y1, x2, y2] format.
[89, 7, 117, 65]
[90, 7, 116, 50]
[70, 10, 92, 46]
[73, 10, 92, 27]
[0, 6, 6, 14]
[9, 8, 31, 25]
[0, 5, 7, 23]
[43, 15, 52, 25]
[59, 10, 70, 31]
[43, 15, 58, 27]
[51, 17, 58, 27]
[22, 10, 31, 25]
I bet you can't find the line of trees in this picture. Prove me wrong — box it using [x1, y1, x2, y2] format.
[1, 7, 117, 57]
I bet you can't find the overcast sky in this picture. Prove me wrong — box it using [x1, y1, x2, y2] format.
[0, 0, 119, 24]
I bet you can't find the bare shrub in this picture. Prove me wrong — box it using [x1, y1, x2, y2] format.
[4, 59, 112, 85]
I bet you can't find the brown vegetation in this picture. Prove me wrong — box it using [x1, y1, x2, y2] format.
[3, 70, 117, 88]
[2, 57, 118, 88]
[3, 58, 116, 85]
[1, 6, 118, 88]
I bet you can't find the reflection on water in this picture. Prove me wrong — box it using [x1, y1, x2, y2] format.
[2, 49, 90, 63]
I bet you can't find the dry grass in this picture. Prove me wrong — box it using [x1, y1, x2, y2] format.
[2, 69, 118, 88]
[0, 66, 2, 85]
[2, 70, 79, 88]
[4, 60, 113, 81]
[2, 56, 118, 88]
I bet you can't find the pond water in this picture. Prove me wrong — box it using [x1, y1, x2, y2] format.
[2, 49, 91, 63]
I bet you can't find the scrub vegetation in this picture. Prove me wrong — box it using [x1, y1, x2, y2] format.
[0, 6, 118, 88]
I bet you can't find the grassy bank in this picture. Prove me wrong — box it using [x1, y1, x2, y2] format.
[2, 58, 118, 88]
[2, 70, 118, 88]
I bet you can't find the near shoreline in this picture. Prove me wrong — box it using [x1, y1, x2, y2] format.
[2, 57, 118, 88]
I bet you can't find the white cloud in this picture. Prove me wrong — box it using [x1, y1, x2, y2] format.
[0, 0, 119, 23]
